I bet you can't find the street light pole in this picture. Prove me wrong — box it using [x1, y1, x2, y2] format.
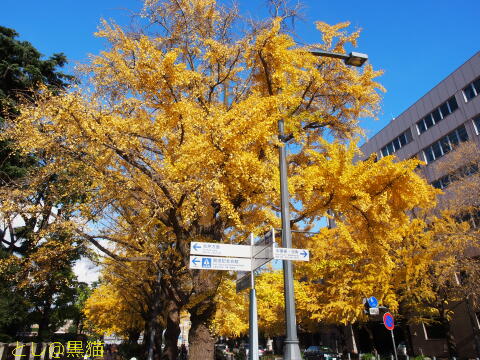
[278, 117, 302, 360]
[277, 49, 368, 360]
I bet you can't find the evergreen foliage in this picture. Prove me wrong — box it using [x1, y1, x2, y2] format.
[0, 25, 77, 341]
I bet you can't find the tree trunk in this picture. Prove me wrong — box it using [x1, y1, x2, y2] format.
[161, 300, 181, 360]
[37, 303, 51, 340]
[127, 329, 141, 344]
[145, 293, 164, 360]
[440, 303, 457, 358]
[363, 324, 377, 354]
[400, 321, 414, 356]
[188, 271, 220, 360]
[188, 320, 215, 360]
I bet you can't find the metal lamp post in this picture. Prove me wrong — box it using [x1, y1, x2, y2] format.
[278, 49, 368, 360]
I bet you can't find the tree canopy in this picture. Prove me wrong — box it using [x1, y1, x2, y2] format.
[1, 0, 464, 358]
[0, 25, 73, 183]
[0, 25, 77, 341]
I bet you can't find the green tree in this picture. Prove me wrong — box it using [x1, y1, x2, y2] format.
[0, 25, 77, 340]
[0, 25, 73, 183]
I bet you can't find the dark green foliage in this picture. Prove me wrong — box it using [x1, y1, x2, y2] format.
[0, 26, 73, 114]
[0, 25, 81, 341]
[0, 248, 30, 342]
[0, 25, 74, 184]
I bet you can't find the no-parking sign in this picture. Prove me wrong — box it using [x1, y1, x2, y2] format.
[383, 312, 395, 330]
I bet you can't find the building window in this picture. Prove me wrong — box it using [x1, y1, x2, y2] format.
[422, 125, 469, 164]
[416, 96, 459, 134]
[423, 322, 447, 340]
[432, 174, 451, 190]
[474, 115, 480, 135]
[432, 163, 478, 190]
[463, 77, 480, 102]
[380, 129, 413, 157]
[460, 210, 480, 229]
[448, 96, 459, 112]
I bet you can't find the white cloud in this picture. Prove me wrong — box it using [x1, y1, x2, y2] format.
[74, 257, 100, 284]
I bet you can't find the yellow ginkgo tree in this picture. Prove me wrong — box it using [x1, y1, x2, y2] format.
[2, 0, 457, 358]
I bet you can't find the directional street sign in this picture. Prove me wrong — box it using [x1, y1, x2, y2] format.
[190, 232, 311, 360]
[189, 256, 251, 271]
[255, 229, 274, 248]
[251, 229, 275, 271]
[383, 312, 395, 330]
[252, 245, 273, 271]
[236, 272, 252, 292]
[273, 247, 310, 261]
[190, 242, 251, 258]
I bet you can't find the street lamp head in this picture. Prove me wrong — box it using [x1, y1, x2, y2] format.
[309, 49, 368, 67]
[345, 52, 368, 67]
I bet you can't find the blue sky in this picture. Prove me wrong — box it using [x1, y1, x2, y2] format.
[2, 0, 477, 282]
[1, 0, 479, 138]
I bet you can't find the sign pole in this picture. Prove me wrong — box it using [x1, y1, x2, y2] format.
[249, 234, 259, 360]
[383, 313, 397, 360]
[391, 330, 398, 360]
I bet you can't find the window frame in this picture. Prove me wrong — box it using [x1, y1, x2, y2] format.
[439, 102, 450, 118]
[463, 78, 480, 102]
[379, 129, 413, 158]
[448, 96, 458, 113]
[473, 115, 480, 135]
[423, 322, 447, 340]
[422, 125, 469, 164]
[417, 119, 427, 135]
[416, 97, 458, 135]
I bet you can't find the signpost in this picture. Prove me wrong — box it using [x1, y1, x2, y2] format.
[383, 313, 397, 360]
[273, 247, 310, 261]
[236, 272, 252, 292]
[248, 234, 259, 360]
[190, 242, 251, 258]
[251, 229, 275, 272]
[189, 232, 310, 360]
[236, 229, 275, 293]
[189, 256, 252, 271]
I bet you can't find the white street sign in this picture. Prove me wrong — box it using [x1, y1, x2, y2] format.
[189, 256, 252, 271]
[273, 247, 310, 261]
[254, 229, 274, 248]
[252, 245, 273, 271]
[369, 308, 380, 316]
[236, 272, 252, 292]
[251, 229, 275, 271]
[190, 242, 251, 258]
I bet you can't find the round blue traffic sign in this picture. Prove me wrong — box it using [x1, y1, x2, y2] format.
[367, 296, 378, 308]
[383, 312, 394, 330]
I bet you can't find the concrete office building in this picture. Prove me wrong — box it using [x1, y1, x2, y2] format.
[360, 51, 480, 358]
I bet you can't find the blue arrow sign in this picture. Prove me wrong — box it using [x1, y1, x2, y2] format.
[300, 250, 308, 258]
[367, 296, 379, 308]
[193, 243, 201, 251]
[192, 257, 200, 266]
